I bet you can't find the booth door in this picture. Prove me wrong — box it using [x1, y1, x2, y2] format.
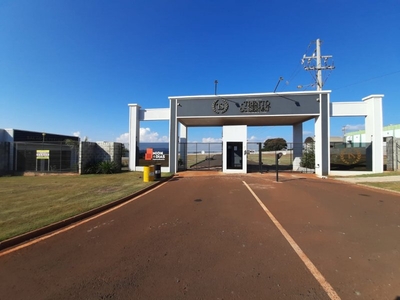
[227, 142, 243, 170]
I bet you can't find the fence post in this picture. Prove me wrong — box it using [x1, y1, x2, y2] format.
[396, 139, 400, 171]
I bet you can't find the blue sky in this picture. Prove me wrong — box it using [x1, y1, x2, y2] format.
[1, 0, 399, 144]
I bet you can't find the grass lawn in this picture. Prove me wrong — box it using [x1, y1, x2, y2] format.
[0, 172, 165, 242]
[362, 182, 400, 193]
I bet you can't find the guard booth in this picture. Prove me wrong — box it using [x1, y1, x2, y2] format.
[223, 125, 247, 173]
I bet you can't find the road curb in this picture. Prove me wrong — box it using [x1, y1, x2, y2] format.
[0, 175, 174, 252]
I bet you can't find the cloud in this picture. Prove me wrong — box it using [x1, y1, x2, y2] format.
[140, 128, 169, 142]
[116, 129, 169, 144]
[73, 131, 80, 137]
[344, 124, 365, 131]
[202, 137, 222, 143]
[248, 135, 258, 141]
[116, 133, 129, 143]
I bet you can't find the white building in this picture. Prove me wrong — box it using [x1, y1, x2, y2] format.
[345, 124, 400, 144]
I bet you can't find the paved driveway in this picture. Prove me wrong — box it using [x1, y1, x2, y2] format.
[1, 172, 399, 299]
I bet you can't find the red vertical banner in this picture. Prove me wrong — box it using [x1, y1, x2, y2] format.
[145, 148, 153, 160]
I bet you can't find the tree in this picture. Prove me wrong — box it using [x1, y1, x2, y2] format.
[263, 138, 287, 151]
[304, 136, 314, 144]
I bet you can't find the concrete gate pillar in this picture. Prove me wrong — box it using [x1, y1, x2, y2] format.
[179, 123, 187, 169]
[363, 95, 384, 173]
[314, 94, 330, 177]
[292, 122, 303, 171]
[128, 104, 141, 171]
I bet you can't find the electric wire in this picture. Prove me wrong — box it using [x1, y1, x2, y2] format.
[335, 70, 400, 90]
[281, 42, 313, 91]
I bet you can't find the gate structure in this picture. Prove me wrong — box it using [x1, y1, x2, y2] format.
[129, 92, 384, 176]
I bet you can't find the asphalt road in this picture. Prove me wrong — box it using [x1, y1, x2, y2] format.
[1, 172, 399, 299]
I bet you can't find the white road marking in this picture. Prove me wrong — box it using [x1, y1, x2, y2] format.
[0, 181, 170, 257]
[243, 181, 341, 300]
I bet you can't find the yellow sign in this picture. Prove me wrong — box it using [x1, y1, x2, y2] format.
[36, 150, 50, 160]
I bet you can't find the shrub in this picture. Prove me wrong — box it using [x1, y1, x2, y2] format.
[84, 160, 99, 174]
[301, 145, 315, 169]
[84, 160, 118, 174]
[97, 161, 118, 174]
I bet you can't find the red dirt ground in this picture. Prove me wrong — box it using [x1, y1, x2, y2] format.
[1, 172, 399, 299]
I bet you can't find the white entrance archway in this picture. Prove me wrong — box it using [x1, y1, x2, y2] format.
[128, 92, 383, 176]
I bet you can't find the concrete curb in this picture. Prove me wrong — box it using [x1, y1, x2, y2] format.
[0, 175, 174, 252]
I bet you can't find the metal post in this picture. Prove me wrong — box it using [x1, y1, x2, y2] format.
[316, 38, 322, 91]
[258, 143, 262, 173]
[208, 143, 210, 169]
[275, 153, 279, 182]
[301, 38, 334, 91]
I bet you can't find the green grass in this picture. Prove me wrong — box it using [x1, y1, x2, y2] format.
[0, 172, 164, 241]
[361, 182, 400, 193]
[248, 152, 293, 165]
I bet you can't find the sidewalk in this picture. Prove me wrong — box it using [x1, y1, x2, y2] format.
[334, 175, 400, 183]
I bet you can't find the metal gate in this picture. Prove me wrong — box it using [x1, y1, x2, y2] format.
[178, 143, 222, 171]
[247, 142, 302, 173]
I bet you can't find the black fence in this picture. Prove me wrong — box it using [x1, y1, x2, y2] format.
[0, 142, 11, 175]
[12, 141, 79, 173]
[177, 141, 374, 173]
[178, 143, 223, 171]
[247, 142, 314, 173]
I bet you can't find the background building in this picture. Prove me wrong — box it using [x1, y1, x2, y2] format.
[345, 124, 400, 145]
[0, 129, 79, 174]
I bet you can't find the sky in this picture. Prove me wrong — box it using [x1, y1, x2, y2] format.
[1, 0, 399, 145]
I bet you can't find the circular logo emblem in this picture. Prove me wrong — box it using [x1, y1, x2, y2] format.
[212, 99, 229, 114]
[340, 148, 362, 165]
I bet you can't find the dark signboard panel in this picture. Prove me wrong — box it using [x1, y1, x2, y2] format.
[176, 94, 324, 117]
[13, 130, 79, 142]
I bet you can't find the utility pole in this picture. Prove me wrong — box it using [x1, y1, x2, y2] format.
[302, 39, 334, 91]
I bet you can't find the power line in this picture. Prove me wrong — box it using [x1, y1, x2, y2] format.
[282, 42, 313, 91]
[335, 70, 400, 90]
